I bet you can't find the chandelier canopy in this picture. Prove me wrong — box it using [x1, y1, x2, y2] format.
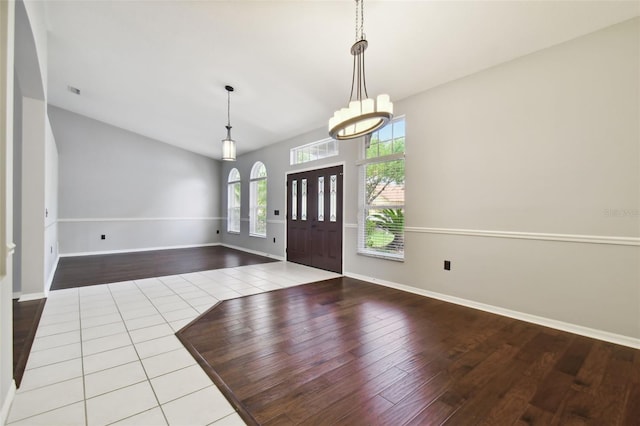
[328, 0, 393, 140]
[221, 85, 236, 161]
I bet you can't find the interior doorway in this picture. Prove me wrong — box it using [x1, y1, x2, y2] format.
[286, 165, 343, 274]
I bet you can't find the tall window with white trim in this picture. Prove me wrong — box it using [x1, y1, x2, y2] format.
[359, 117, 405, 260]
[250, 162, 267, 237]
[227, 168, 241, 233]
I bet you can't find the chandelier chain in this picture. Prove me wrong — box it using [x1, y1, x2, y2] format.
[360, 0, 364, 40]
[355, 0, 365, 41]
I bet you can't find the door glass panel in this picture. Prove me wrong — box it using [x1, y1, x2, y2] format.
[318, 176, 325, 221]
[291, 180, 297, 220]
[301, 179, 307, 221]
[330, 174, 337, 222]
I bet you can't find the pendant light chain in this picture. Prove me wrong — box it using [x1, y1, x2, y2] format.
[227, 89, 230, 128]
[225, 85, 233, 138]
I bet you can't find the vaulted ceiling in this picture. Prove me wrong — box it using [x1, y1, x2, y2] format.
[44, 1, 639, 159]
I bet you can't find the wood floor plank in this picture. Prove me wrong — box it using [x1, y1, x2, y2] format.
[516, 404, 555, 425]
[12, 298, 46, 388]
[290, 366, 407, 425]
[405, 398, 460, 426]
[573, 341, 611, 394]
[379, 356, 447, 404]
[479, 351, 559, 425]
[444, 357, 525, 425]
[236, 352, 356, 405]
[530, 369, 575, 414]
[377, 371, 451, 425]
[176, 277, 640, 425]
[554, 336, 593, 377]
[332, 395, 394, 426]
[622, 383, 640, 425]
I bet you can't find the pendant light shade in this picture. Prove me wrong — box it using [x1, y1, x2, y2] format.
[221, 85, 236, 161]
[328, 0, 393, 140]
[221, 137, 236, 161]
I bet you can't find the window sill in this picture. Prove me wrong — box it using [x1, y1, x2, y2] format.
[250, 233, 266, 238]
[357, 250, 405, 262]
[227, 231, 240, 235]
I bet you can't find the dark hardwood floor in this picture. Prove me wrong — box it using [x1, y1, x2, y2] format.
[51, 245, 278, 290]
[177, 277, 640, 425]
[12, 298, 46, 388]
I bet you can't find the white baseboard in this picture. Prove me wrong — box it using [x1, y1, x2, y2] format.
[344, 271, 640, 350]
[18, 292, 46, 302]
[221, 243, 285, 262]
[1, 380, 16, 426]
[60, 242, 221, 257]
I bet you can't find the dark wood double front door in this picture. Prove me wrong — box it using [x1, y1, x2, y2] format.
[286, 165, 343, 274]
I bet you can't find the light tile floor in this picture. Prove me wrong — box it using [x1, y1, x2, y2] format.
[8, 261, 340, 426]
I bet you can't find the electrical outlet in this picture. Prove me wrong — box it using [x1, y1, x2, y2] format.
[444, 260, 451, 270]
[101, 234, 106, 240]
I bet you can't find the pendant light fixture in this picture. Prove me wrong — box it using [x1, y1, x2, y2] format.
[221, 85, 236, 161]
[328, 0, 393, 140]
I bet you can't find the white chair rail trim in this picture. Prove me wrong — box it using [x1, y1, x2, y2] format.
[343, 224, 639, 246]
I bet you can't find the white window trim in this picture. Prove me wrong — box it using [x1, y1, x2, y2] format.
[227, 169, 241, 234]
[249, 162, 267, 238]
[357, 117, 406, 261]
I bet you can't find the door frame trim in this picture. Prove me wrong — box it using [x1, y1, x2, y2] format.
[284, 161, 346, 274]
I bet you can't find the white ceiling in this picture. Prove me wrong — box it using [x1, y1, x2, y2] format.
[44, 1, 639, 159]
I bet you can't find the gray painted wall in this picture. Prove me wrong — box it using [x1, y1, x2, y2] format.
[222, 18, 640, 340]
[10, 77, 57, 296]
[12, 75, 21, 293]
[13, 0, 56, 300]
[0, 0, 14, 418]
[20, 96, 46, 296]
[50, 106, 222, 254]
[44, 117, 58, 287]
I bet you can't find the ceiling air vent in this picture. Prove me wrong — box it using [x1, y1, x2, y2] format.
[67, 85, 81, 95]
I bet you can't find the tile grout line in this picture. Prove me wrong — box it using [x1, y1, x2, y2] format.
[103, 406, 159, 426]
[125, 280, 172, 425]
[77, 288, 89, 426]
[6, 401, 83, 425]
[206, 411, 242, 426]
